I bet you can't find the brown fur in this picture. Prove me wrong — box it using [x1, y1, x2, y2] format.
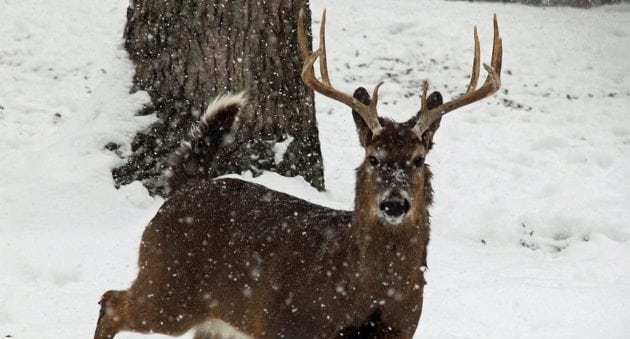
[94, 89, 443, 338]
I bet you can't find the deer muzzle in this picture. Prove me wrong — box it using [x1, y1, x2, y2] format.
[378, 190, 410, 224]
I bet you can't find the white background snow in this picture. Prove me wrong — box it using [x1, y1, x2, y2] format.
[1, 0, 629, 338]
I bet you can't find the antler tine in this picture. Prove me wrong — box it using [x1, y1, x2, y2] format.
[319, 10, 331, 86]
[466, 27, 481, 94]
[479, 14, 503, 90]
[370, 81, 385, 114]
[414, 15, 503, 136]
[419, 80, 429, 113]
[492, 14, 503, 75]
[297, 9, 383, 134]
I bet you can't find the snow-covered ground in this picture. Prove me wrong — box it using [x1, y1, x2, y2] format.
[1, 0, 629, 338]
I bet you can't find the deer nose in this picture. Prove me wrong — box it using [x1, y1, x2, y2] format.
[379, 198, 410, 218]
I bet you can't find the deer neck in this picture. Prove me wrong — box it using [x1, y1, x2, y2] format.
[350, 210, 428, 261]
[343, 211, 428, 306]
[349, 197, 431, 280]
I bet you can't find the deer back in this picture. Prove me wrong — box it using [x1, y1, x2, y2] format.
[134, 177, 358, 336]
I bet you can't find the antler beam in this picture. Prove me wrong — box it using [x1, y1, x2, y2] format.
[414, 15, 503, 136]
[297, 9, 383, 134]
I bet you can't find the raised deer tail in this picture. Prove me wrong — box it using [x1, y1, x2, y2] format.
[164, 92, 246, 195]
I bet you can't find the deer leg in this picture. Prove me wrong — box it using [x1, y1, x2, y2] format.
[94, 290, 130, 339]
[95, 288, 208, 338]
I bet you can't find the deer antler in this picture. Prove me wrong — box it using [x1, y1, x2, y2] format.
[297, 9, 383, 135]
[414, 15, 503, 137]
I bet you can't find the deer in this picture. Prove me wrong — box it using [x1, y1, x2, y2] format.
[94, 9, 502, 339]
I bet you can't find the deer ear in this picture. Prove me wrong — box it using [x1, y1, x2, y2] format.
[423, 91, 443, 148]
[427, 91, 443, 110]
[352, 87, 373, 147]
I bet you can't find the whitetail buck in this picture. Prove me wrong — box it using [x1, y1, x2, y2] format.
[94, 9, 502, 339]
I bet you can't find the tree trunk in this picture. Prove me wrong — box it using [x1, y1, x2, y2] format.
[113, 0, 324, 196]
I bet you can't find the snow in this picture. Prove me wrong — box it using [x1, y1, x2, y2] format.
[1, 0, 629, 338]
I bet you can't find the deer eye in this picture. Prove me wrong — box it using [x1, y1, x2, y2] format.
[368, 156, 380, 167]
[412, 156, 425, 168]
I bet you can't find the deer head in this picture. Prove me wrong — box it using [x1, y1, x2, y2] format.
[350, 87, 443, 226]
[298, 9, 502, 227]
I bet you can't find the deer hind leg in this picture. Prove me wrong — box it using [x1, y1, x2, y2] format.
[95, 288, 206, 339]
[94, 290, 130, 339]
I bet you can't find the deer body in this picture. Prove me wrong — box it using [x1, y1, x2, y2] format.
[95, 9, 502, 339]
[97, 173, 430, 338]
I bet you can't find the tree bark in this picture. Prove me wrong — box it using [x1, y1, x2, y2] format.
[113, 0, 324, 195]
